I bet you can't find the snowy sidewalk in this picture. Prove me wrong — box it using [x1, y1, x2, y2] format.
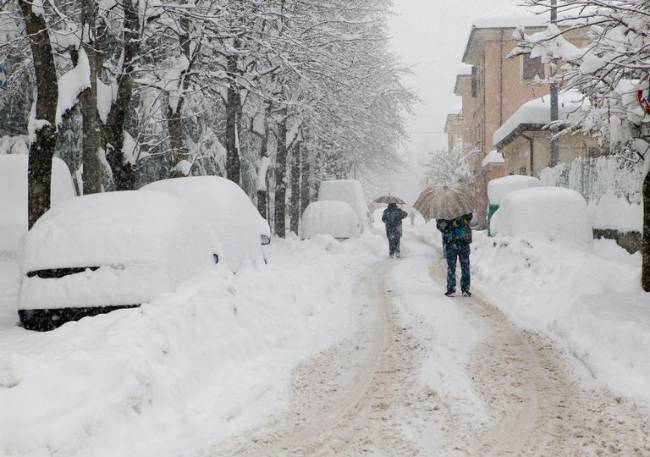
[0, 234, 385, 457]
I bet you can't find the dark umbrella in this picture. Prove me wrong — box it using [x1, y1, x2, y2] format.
[373, 195, 406, 205]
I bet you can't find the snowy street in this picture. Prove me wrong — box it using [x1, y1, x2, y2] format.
[202, 229, 650, 456]
[1, 223, 650, 456]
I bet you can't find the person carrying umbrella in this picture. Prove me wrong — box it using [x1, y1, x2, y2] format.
[382, 203, 408, 257]
[436, 213, 472, 297]
[375, 195, 407, 258]
[413, 184, 474, 297]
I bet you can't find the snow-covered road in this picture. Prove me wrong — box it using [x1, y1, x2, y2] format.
[2, 229, 650, 456]
[202, 232, 650, 456]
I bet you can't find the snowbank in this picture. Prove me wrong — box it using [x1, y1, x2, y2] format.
[588, 194, 642, 233]
[493, 90, 588, 147]
[0, 155, 76, 258]
[0, 235, 383, 457]
[487, 175, 541, 205]
[301, 201, 360, 240]
[492, 187, 592, 247]
[141, 177, 265, 272]
[318, 180, 370, 229]
[20, 191, 221, 310]
[471, 232, 650, 402]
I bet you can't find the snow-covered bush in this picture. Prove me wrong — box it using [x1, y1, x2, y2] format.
[492, 187, 592, 246]
[487, 175, 542, 206]
[317, 180, 370, 229]
[141, 176, 267, 272]
[0, 155, 76, 258]
[19, 191, 221, 315]
[301, 201, 361, 240]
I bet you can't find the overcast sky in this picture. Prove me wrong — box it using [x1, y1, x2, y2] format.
[383, 0, 519, 203]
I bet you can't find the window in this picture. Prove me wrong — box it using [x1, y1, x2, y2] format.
[471, 66, 478, 97]
[522, 55, 545, 82]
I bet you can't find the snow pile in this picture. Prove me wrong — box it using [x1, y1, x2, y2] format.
[481, 150, 504, 168]
[0, 155, 76, 258]
[20, 191, 221, 310]
[493, 90, 589, 146]
[492, 187, 592, 247]
[487, 175, 541, 205]
[141, 177, 265, 272]
[470, 232, 650, 402]
[301, 201, 360, 240]
[318, 180, 370, 229]
[588, 194, 642, 233]
[0, 234, 380, 457]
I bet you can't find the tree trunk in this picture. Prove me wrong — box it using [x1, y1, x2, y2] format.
[300, 142, 310, 215]
[289, 142, 301, 235]
[80, 0, 102, 194]
[257, 102, 272, 219]
[166, 108, 188, 176]
[225, 53, 241, 185]
[19, 0, 59, 228]
[274, 111, 288, 237]
[641, 171, 650, 292]
[166, 16, 191, 176]
[102, 0, 139, 190]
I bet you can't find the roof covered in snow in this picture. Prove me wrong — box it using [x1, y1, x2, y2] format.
[463, 5, 550, 64]
[481, 150, 505, 168]
[493, 90, 589, 148]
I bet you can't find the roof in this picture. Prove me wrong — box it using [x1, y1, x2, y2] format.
[493, 90, 588, 149]
[462, 6, 550, 64]
[481, 150, 505, 168]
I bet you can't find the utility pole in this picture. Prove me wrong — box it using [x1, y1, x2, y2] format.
[549, 0, 560, 167]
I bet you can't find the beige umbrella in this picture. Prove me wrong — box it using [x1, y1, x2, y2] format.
[414, 185, 475, 221]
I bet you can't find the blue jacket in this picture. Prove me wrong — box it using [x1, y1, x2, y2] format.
[436, 213, 473, 245]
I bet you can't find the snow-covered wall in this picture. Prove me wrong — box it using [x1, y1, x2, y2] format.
[539, 155, 644, 233]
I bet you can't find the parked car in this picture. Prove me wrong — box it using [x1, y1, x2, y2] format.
[317, 179, 371, 230]
[301, 201, 361, 240]
[0, 154, 76, 258]
[18, 191, 222, 331]
[141, 176, 269, 271]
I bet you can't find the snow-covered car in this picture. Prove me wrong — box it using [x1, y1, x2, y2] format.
[318, 180, 371, 230]
[17, 191, 222, 331]
[491, 186, 592, 247]
[141, 176, 269, 271]
[0, 154, 76, 258]
[300, 200, 361, 240]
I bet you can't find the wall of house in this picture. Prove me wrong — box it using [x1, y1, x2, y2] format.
[501, 131, 598, 176]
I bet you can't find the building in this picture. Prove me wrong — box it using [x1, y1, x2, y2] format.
[449, 8, 588, 226]
[444, 102, 464, 153]
[493, 91, 602, 176]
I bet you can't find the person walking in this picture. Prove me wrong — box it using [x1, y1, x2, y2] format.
[436, 213, 472, 297]
[382, 203, 408, 257]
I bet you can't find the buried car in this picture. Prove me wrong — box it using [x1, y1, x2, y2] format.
[18, 191, 222, 331]
[317, 179, 371, 231]
[300, 200, 361, 240]
[0, 154, 76, 258]
[141, 176, 270, 271]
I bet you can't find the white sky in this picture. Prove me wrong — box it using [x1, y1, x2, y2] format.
[382, 0, 519, 204]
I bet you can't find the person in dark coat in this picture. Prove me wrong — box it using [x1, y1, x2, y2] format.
[436, 213, 472, 297]
[382, 203, 408, 257]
